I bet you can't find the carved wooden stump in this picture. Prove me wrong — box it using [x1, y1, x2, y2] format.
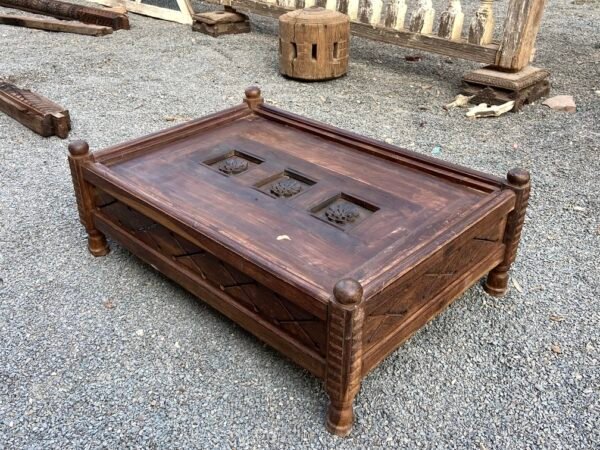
[279, 7, 349, 81]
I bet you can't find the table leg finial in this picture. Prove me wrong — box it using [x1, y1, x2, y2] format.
[244, 85, 263, 110]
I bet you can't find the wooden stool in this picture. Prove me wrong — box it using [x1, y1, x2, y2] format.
[279, 7, 349, 81]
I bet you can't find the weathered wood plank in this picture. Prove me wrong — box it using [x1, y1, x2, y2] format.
[0, 13, 113, 35]
[496, 0, 547, 70]
[0, 82, 71, 138]
[88, 0, 194, 25]
[468, 0, 494, 45]
[409, 0, 435, 34]
[0, 0, 129, 29]
[438, 0, 464, 41]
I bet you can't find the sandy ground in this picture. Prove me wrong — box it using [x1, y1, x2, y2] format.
[1, 0, 598, 448]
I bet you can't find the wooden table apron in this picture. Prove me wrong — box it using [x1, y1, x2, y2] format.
[67, 89, 528, 436]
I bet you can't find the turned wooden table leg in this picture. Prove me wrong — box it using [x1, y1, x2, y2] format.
[484, 168, 530, 296]
[326, 279, 364, 436]
[68, 140, 109, 257]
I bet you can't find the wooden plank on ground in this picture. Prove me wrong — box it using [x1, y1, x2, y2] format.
[0, 0, 130, 30]
[0, 13, 113, 35]
[0, 82, 71, 138]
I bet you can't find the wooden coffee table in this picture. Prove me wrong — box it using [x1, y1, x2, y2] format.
[68, 87, 530, 436]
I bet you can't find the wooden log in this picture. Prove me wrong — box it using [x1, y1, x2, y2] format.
[279, 7, 349, 80]
[0, 13, 113, 35]
[438, 0, 463, 41]
[0, 0, 130, 30]
[409, 0, 435, 34]
[496, 0, 547, 71]
[468, 0, 494, 45]
[0, 82, 71, 138]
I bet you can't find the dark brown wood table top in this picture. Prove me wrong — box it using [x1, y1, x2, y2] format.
[87, 91, 511, 305]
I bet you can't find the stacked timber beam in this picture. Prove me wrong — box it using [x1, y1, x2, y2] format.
[0, 0, 130, 29]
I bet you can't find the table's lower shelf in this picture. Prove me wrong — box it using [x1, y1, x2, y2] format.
[93, 197, 328, 378]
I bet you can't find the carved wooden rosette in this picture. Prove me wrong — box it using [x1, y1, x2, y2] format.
[484, 168, 530, 296]
[68, 141, 109, 256]
[326, 279, 364, 436]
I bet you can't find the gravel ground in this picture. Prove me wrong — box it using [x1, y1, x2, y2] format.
[1, 1, 599, 448]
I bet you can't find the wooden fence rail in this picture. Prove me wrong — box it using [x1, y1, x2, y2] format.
[207, 0, 547, 72]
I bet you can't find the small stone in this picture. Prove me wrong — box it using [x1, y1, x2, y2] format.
[542, 95, 576, 113]
[103, 299, 116, 309]
[135, 329, 144, 336]
[586, 342, 594, 352]
[549, 314, 565, 322]
[551, 344, 562, 354]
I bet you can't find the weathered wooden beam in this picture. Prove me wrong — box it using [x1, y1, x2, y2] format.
[0, 13, 113, 35]
[496, 0, 547, 71]
[209, 0, 499, 65]
[0, 82, 71, 138]
[89, 0, 193, 25]
[0, 0, 130, 30]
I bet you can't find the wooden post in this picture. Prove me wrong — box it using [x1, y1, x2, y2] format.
[68, 141, 110, 257]
[385, 0, 407, 31]
[326, 279, 364, 436]
[409, 0, 435, 35]
[484, 169, 530, 296]
[496, 0, 547, 71]
[468, 0, 494, 45]
[438, 0, 464, 41]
